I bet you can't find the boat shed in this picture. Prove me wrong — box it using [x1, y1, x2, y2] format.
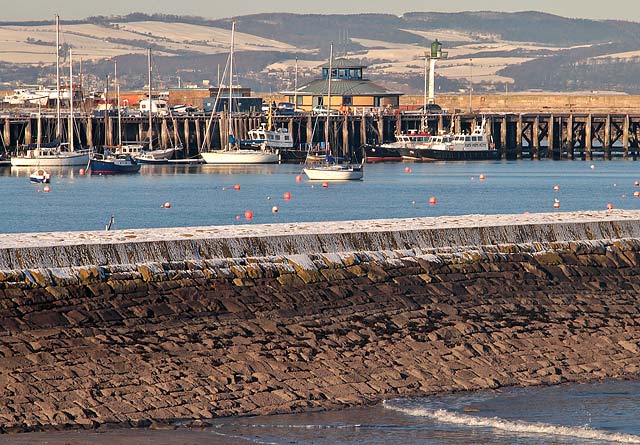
[282, 58, 402, 112]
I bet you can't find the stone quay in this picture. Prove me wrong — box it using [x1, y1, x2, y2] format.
[0, 210, 639, 432]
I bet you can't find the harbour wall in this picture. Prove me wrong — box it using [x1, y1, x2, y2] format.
[1, 211, 640, 432]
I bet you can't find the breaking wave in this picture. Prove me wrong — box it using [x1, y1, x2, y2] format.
[384, 401, 640, 444]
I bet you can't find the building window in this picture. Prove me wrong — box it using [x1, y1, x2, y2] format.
[342, 96, 353, 106]
[350, 69, 362, 79]
[338, 69, 347, 78]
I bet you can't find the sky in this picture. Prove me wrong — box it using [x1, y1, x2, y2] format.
[4, 0, 640, 22]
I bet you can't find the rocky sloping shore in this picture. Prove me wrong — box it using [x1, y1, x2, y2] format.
[0, 212, 639, 432]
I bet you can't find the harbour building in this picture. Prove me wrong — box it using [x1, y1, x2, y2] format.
[283, 59, 402, 112]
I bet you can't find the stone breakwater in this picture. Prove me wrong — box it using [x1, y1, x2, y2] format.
[0, 210, 640, 432]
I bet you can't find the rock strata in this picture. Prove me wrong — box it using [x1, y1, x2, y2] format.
[0, 212, 639, 431]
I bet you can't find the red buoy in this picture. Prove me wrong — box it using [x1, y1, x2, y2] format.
[429, 196, 437, 205]
[607, 203, 613, 210]
[283, 192, 291, 200]
[164, 202, 171, 209]
[296, 175, 302, 183]
[79, 168, 85, 176]
[234, 184, 241, 191]
[635, 181, 640, 187]
[553, 185, 560, 191]
[322, 182, 329, 188]
[479, 174, 486, 181]
[404, 167, 412, 173]
[272, 206, 279, 213]
[43, 185, 50, 193]
[553, 201, 560, 209]
[235, 215, 241, 220]
[244, 210, 253, 220]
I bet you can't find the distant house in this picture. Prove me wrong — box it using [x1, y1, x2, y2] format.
[282, 58, 402, 111]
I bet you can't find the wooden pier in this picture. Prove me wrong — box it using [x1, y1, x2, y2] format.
[1, 112, 640, 160]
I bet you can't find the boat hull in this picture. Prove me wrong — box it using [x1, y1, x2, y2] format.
[363, 144, 402, 163]
[303, 165, 363, 180]
[11, 153, 90, 167]
[418, 149, 500, 161]
[90, 159, 141, 174]
[201, 150, 279, 164]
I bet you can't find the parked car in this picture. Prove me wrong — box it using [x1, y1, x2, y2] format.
[415, 103, 445, 114]
[312, 105, 341, 116]
[277, 102, 296, 115]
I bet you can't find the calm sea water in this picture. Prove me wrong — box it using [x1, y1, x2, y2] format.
[1, 159, 640, 233]
[3, 381, 638, 444]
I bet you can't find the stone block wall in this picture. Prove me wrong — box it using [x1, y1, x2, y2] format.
[0, 232, 639, 431]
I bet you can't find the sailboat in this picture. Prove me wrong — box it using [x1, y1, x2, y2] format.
[303, 44, 363, 180]
[90, 56, 142, 174]
[112, 51, 180, 163]
[11, 15, 91, 167]
[200, 22, 279, 165]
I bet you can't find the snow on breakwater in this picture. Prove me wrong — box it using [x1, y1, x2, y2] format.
[0, 210, 640, 270]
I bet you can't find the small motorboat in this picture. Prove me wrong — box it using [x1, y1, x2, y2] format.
[29, 169, 51, 183]
[90, 153, 141, 174]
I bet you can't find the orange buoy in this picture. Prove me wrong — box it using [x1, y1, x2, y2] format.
[635, 181, 640, 187]
[164, 202, 171, 209]
[607, 203, 613, 210]
[43, 185, 50, 193]
[272, 206, 279, 213]
[79, 168, 85, 176]
[479, 174, 486, 181]
[296, 175, 302, 183]
[404, 167, 412, 173]
[283, 192, 291, 200]
[234, 184, 241, 191]
[634, 191, 640, 197]
[244, 210, 253, 220]
[553, 185, 560, 191]
[322, 182, 329, 188]
[553, 201, 560, 209]
[429, 196, 437, 205]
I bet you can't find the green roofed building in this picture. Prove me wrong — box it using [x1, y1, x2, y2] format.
[282, 58, 402, 112]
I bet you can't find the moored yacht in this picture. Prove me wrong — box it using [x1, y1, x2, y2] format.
[201, 22, 280, 165]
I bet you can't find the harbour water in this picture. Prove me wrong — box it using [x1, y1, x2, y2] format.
[1, 159, 640, 233]
[2, 381, 638, 444]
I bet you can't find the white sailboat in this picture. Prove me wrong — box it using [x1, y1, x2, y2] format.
[303, 44, 363, 180]
[11, 16, 90, 167]
[201, 22, 279, 165]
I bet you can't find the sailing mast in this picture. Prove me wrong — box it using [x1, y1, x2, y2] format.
[69, 50, 74, 152]
[148, 48, 153, 151]
[326, 43, 333, 154]
[55, 14, 61, 140]
[227, 21, 235, 150]
[115, 60, 122, 146]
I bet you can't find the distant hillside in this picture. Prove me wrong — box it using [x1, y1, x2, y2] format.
[2, 11, 640, 94]
[402, 11, 631, 45]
